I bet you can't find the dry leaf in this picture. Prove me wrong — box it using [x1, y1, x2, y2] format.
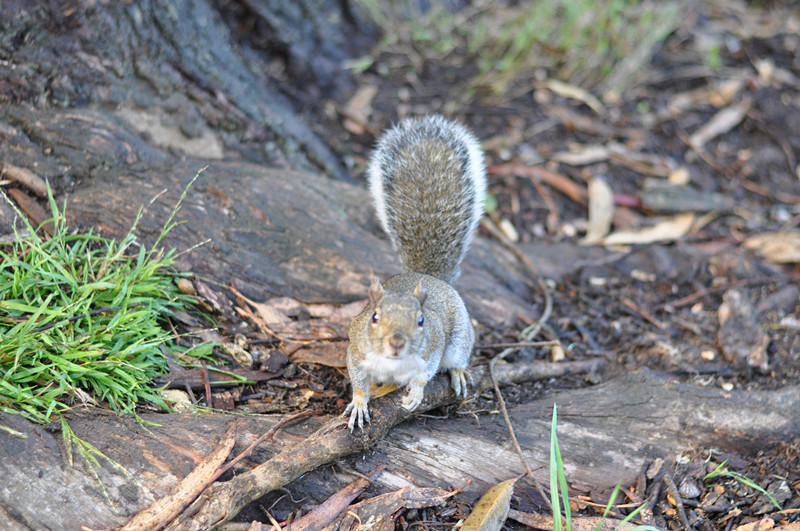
[371, 383, 399, 399]
[343, 85, 379, 134]
[552, 143, 675, 177]
[251, 299, 292, 327]
[602, 213, 695, 245]
[327, 300, 366, 323]
[461, 477, 516, 531]
[743, 231, 800, 263]
[580, 176, 614, 245]
[607, 143, 676, 177]
[640, 180, 734, 214]
[290, 343, 346, 368]
[544, 79, 603, 113]
[689, 99, 750, 150]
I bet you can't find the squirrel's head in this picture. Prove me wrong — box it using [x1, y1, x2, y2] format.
[367, 279, 427, 359]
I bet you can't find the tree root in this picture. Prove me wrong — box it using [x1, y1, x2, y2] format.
[165, 358, 603, 530]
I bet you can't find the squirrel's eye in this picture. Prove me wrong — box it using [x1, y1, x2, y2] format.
[372, 311, 379, 324]
[417, 315, 424, 327]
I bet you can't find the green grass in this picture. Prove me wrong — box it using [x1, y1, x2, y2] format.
[704, 461, 783, 511]
[548, 406, 782, 529]
[0, 173, 208, 424]
[354, 0, 681, 96]
[549, 404, 660, 531]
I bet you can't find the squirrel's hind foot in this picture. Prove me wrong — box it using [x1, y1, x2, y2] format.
[449, 368, 472, 399]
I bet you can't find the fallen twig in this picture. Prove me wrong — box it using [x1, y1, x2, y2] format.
[165, 359, 603, 530]
[201, 361, 213, 409]
[218, 410, 316, 475]
[288, 465, 384, 531]
[620, 298, 667, 330]
[97, 425, 237, 531]
[662, 474, 691, 530]
[477, 340, 560, 349]
[482, 211, 558, 508]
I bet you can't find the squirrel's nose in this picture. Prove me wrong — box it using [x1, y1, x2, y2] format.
[389, 333, 405, 352]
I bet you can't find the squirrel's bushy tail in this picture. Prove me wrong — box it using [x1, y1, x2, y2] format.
[368, 115, 487, 283]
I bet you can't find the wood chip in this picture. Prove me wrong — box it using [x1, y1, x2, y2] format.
[733, 518, 775, 531]
[291, 466, 384, 531]
[498, 218, 519, 242]
[665, 77, 746, 116]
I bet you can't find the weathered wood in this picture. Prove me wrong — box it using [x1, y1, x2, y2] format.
[1, 369, 797, 529]
[361, 369, 800, 499]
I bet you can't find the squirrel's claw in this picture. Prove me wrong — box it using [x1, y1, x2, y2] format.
[344, 400, 370, 432]
[401, 384, 425, 411]
[449, 368, 471, 399]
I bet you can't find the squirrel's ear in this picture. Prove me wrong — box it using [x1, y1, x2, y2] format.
[368, 275, 384, 304]
[414, 281, 428, 307]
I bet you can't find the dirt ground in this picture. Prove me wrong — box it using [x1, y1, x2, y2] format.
[216, 1, 800, 529]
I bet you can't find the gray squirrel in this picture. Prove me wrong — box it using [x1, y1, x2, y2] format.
[344, 114, 487, 431]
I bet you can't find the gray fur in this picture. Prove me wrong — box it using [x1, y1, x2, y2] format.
[368, 115, 487, 282]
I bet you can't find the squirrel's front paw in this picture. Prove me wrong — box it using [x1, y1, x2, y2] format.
[449, 368, 472, 398]
[401, 383, 425, 411]
[344, 398, 370, 432]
